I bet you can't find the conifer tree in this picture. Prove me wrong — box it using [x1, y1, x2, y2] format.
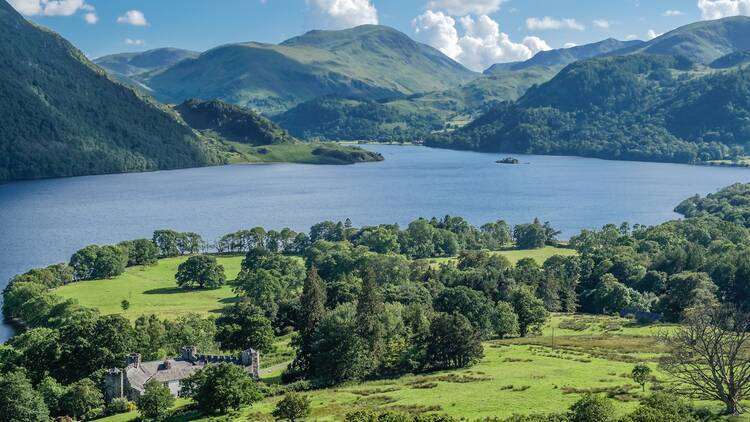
[356, 270, 385, 362]
[293, 266, 327, 375]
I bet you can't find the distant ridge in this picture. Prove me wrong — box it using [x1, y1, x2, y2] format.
[484, 38, 644, 74]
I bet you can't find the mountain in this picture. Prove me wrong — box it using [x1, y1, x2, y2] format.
[95, 48, 199, 77]
[618, 16, 750, 64]
[0, 1, 225, 182]
[484, 38, 643, 74]
[176, 99, 296, 145]
[427, 53, 750, 164]
[144, 25, 477, 114]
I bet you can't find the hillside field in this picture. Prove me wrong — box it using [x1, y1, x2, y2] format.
[93, 313, 747, 422]
[55, 247, 573, 321]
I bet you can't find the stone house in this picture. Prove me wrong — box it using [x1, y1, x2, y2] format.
[105, 346, 260, 401]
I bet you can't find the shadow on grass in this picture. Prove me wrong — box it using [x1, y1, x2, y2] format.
[143, 287, 227, 295]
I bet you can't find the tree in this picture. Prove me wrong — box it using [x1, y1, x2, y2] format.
[356, 226, 400, 254]
[69, 244, 126, 280]
[122, 238, 159, 266]
[272, 392, 312, 421]
[37, 376, 67, 416]
[60, 378, 105, 420]
[310, 304, 370, 383]
[493, 301, 520, 338]
[182, 363, 262, 415]
[623, 393, 699, 422]
[153, 230, 180, 257]
[658, 272, 717, 322]
[121, 299, 130, 311]
[175, 255, 226, 289]
[138, 379, 175, 420]
[424, 312, 484, 370]
[514, 222, 549, 249]
[0, 371, 49, 422]
[356, 271, 385, 359]
[433, 286, 497, 338]
[567, 393, 615, 422]
[215, 301, 275, 353]
[7, 327, 61, 383]
[509, 287, 549, 337]
[291, 267, 327, 376]
[660, 305, 750, 415]
[631, 363, 652, 392]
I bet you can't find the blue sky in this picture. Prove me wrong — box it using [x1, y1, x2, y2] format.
[8, 0, 748, 71]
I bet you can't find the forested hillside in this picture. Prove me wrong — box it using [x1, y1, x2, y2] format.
[0, 1, 222, 182]
[176, 99, 296, 145]
[676, 183, 750, 227]
[428, 54, 750, 164]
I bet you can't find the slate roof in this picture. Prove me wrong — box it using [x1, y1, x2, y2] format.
[125, 359, 203, 393]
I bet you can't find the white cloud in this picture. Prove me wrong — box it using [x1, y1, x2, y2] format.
[647, 29, 663, 39]
[84, 12, 97, 24]
[413, 11, 551, 72]
[592, 19, 610, 29]
[664, 9, 684, 16]
[306, 0, 378, 29]
[697, 0, 750, 19]
[426, 0, 505, 16]
[564, 42, 578, 48]
[8, 0, 90, 16]
[625, 34, 639, 40]
[125, 38, 144, 46]
[117, 10, 148, 26]
[526, 16, 585, 31]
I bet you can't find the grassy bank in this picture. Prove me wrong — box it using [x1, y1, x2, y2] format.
[224, 141, 384, 165]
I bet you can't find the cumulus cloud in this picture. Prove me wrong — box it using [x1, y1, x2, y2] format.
[117, 10, 148, 26]
[306, 0, 378, 30]
[526, 16, 585, 31]
[664, 9, 684, 16]
[413, 11, 551, 72]
[592, 19, 609, 29]
[8, 0, 90, 16]
[125, 38, 144, 46]
[647, 29, 663, 39]
[697, 0, 750, 19]
[83, 12, 97, 24]
[426, 0, 505, 16]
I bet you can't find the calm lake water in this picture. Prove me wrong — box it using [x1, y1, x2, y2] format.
[2, 144, 750, 341]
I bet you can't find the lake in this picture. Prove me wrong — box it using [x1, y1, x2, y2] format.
[1, 144, 749, 341]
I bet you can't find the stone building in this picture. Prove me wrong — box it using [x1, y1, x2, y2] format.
[105, 346, 260, 401]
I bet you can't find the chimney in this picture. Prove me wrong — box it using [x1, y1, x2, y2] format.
[126, 353, 141, 369]
[181, 346, 198, 362]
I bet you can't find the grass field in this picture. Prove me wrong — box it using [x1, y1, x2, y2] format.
[54, 256, 245, 320]
[427, 246, 576, 268]
[99, 313, 731, 422]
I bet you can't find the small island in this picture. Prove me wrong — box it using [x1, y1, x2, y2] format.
[496, 157, 520, 165]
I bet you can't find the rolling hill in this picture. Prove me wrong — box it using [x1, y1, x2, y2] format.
[144, 25, 477, 114]
[0, 0, 224, 182]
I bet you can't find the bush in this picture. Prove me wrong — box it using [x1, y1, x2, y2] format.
[272, 392, 311, 421]
[567, 393, 615, 422]
[105, 397, 131, 415]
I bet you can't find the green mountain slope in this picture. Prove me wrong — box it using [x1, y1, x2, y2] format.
[175, 99, 296, 145]
[0, 1, 224, 182]
[275, 66, 558, 141]
[485, 39, 643, 74]
[95, 48, 199, 77]
[427, 54, 750, 164]
[145, 25, 477, 114]
[619, 16, 750, 64]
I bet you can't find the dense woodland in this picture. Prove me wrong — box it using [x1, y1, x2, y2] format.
[5, 185, 750, 419]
